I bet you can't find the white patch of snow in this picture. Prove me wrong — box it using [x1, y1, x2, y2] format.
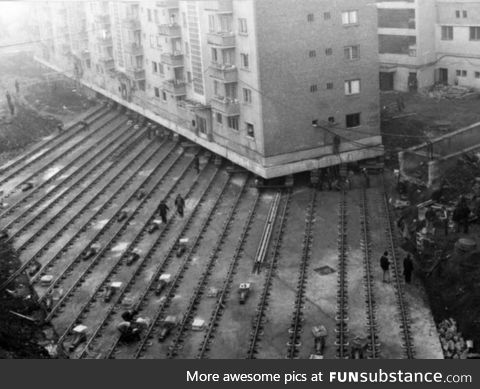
[92, 219, 109, 230]
[43, 166, 62, 180]
[111, 242, 128, 252]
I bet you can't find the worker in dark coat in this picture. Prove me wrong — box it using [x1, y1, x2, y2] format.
[6, 91, 14, 115]
[174, 194, 185, 217]
[453, 197, 470, 234]
[157, 200, 169, 224]
[380, 251, 390, 283]
[403, 254, 414, 284]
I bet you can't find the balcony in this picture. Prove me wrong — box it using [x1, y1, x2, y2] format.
[209, 63, 237, 83]
[125, 42, 143, 56]
[158, 24, 181, 37]
[123, 17, 141, 30]
[161, 52, 184, 67]
[210, 97, 240, 116]
[207, 32, 235, 47]
[156, 0, 179, 9]
[97, 36, 113, 47]
[99, 57, 115, 70]
[125, 68, 146, 80]
[163, 79, 186, 96]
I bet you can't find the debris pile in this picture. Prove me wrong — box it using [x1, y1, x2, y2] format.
[421, 84, 477, 101]
[438, 318, 474, 359]
[442, 153, 480, 202]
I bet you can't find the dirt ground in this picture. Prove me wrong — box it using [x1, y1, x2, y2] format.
[380, 91, 480, 163]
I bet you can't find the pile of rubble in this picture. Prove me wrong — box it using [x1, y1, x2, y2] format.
[421, 84, 477, 100]
[442, 153, 480, 202]
[438, 318, 475, 359]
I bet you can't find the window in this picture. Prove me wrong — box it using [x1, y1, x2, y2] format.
[150, 35, 155, 48]
[345, 79, 360, 95]
[346, 113, 361, 128]
[326, 82, 334, 90]
[240, 53, 249, 68]
[162, 91, 167, 101]
[456, 70, 467, 77]
[476, 72, 480, 79]
[147, 9, 152, 22]
[470, 27, 480, 41]
[154, 10, 159, 24]
[456, 10, 461, 18]
[243, 88, 252, 103]
[462, 70, 467, 77]
[152, 61, 158, 73]
[310, 84, 318, 93]
[154, 87, 160, 97]
[325, 48, 333, 56]
[307, 13, 314, 22]
[309, 50, 316, 58]
[324, 12, 331, 20]
[463, 10, 468, 18]
[344, 45, 359, 60]
[342, 10, 358, 25]
[208, 15, 216, 32]
[198, 117, 207, 134]
[159, 63, 164, 75]
[239, 18, 248, 34]
[228, 116, 239, 131]
[216, 113, 222, 124]
[246, 123, 255, 138]
[211, 48, 218, 62]
[187, 71, 192, 83]
[441, 26, 453, 40]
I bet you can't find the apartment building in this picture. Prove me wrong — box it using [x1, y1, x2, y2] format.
[33, 0, 383, 179]
[378, 0, 480, 92]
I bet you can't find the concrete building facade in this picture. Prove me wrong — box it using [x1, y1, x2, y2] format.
[32, 0, 383, 179]
[378, 0, 480, 92]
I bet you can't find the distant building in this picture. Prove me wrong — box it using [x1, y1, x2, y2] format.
[377, 0, 480, 92]
[33, 0, 383, 179]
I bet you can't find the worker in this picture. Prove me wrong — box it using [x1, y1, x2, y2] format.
[6, 91, 14, 116]
[333, 135, 341, 155]
[157, 200, 169, 224]
[453, 197, 470, 234]
[146, 123, 153, 139]
[380, 251, 390, 283]
[193, 155, 200, 175]
[425, 206, 436, 231]
[403, 254, 414, 284]
[362, 168, 370, 189]
[15, 80, 20, 94]
[174, 194, 185, 217]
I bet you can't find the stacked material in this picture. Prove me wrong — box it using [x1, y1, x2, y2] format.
[421, 85, 477, 100]
[438, 318, 472, 359]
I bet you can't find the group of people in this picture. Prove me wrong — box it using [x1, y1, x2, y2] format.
[315, 167, 370, 192]
[157, 194, 186, 224]
[380, 251, 414, 284]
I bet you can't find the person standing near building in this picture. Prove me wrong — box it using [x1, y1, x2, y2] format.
[157, 200, 169, 224]
[403, 254, 414, 284]
[380, 251, 390, 283]
[174, 194, 185, 217]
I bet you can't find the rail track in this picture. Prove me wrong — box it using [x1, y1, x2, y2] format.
[381, 181, 415, 359]
[196, 190, 261, 358]
[165, 177, 250, 359]
[0, 137, 169, 291]
[77, 164, 220, 358]
[286, 189, 317, 359]
[52, 150, 202, 342]
[336, 191, 349, 358]
[0, 106, 111, 190]
[105, 172, 236, 359]
[246, 191, 291, 359]
[359, 189, 380, 358]
[38, 144, 185, 309]
[1, 117, 132, 236]
[0, 104, 105, 182]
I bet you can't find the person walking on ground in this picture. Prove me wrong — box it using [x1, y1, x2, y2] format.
[193, 155, 200, 175]
[403, 254, 414, 284]
[6, 91, 14, 116]
[174, 194, 185, 217]
[362, 168, 370, 189]
[380, 251, 390, 283]
[157, 200, 169, 224]
[15, 80, 20, 94]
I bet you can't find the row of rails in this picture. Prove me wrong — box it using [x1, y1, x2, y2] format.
[246, 191, 292, 359]
[0, 104, 110, 189]
[162, 177, 250, 359]
[336, 191, 349, 358]
[381, 180, 415, 359]
[1, 113, 133, 237]
[0, 125, 163, 291]
[76, 164, 221, 358]
[37, 142, 188, 317]
[286, 189, 317, 359]
[359, 189, 380, 358]
[51, 148, 207, 346]
[103, 173, 239, 359]
[195, 188, 262, 358]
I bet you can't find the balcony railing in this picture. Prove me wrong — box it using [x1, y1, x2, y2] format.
[161, 52, 184, 67]
[207, 32, 235, 47]
[163, 79, 187, 96]
[125, 42, 143, 56]
[123, 17, 141, 30]
[210, 96, 240, 116]
[209, 63, 237, 82]
[158, 23, 181, 37]
[125, 68, 146, 80]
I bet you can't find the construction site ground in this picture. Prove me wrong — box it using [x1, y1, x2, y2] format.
[0, 103, 443, 359]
